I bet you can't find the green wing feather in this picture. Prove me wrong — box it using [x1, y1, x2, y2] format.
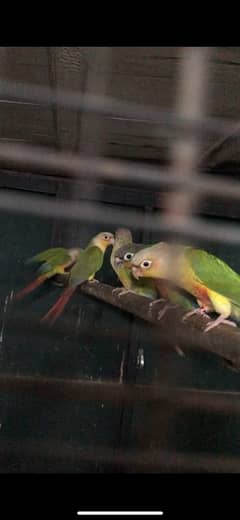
[69, 246, 103, 287]
[27, 248, 71, 266]
[167, 288, 195, 311]
[186, 247, 240, 306]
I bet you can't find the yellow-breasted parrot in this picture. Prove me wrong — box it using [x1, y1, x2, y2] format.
[13, 247, 81, 301]
[130, 242, 240, 332]
[41, 231, 114, 326]
[110, 228, 158, 299]
[111, 229, 194, 319]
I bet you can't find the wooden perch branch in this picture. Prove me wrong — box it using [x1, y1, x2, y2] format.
[54, 274, 240, 371]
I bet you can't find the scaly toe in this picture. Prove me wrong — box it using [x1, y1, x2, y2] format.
[112, 287, 122, 294]
[182, 310, 197, 322]
[157, 303, 178, 320]
[118, 289, 134, 298]
[157, 305, 168, 320]
[222, 320, 237, 328]
[204, 319, 237, 333]
[182, 308, 208, 322]
[149, 298, 165, 309]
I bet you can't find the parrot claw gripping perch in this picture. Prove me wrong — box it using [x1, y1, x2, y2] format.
[112, 287, 125, 295]
[117, 288, 136, 298]
[148, 298, 166, 318]
[182, 307, 210, 322]
[157, 303, 179, 321]
[149, 298, 166, 310]
[204, 316, 237, 333]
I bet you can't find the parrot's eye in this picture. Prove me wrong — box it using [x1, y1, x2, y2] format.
[124, 252, 133, 261]
[141, 260, 152, 269]
[103, 235, 110, 240]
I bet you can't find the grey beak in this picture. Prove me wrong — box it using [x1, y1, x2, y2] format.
[115, 256, 123, 267]
[132, 266, 139, 280]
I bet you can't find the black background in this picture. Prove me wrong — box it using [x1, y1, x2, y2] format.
[1, 474, 236, 519]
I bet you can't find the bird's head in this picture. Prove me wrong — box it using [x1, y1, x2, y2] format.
[131, 243, 169, 280]
[114, 243, 143, 269]
[92, 232, 115, 252]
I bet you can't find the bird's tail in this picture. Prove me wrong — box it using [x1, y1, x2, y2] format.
[13, 274, 47, 301]
[41, 286, 76, 326]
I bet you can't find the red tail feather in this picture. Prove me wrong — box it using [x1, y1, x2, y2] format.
[13, 275, 47, 301]
[41, 287, 76, 326]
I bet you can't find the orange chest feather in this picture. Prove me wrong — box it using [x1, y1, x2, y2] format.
[180, 265, 211, 306]
[190, 282, 212, 306]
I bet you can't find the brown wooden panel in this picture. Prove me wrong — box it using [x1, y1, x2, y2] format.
[0, 103, 55, 144]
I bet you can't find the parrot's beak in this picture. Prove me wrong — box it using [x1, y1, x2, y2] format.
[115, 256, 123, 267]
[132, 266, 140, 280]
[110, 237, 115, 245]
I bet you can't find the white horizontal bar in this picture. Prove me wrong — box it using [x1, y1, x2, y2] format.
[77, 513, 164, 516]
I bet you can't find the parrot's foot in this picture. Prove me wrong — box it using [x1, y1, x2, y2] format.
[117, 289, 135, 298]
[148, 298, 166, 318]
[88, 279, 99, 284]
[157, 303, 178, 321]
[149, 298, 166, 310]
[112, 287, 134, 297]
[204, 315, 237, 333]
[182, 307, 209, 322]
[112, 287, 122, 294]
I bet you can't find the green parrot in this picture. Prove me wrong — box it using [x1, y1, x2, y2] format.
[13, 247, 81, 301]
[130, 242, 240, 332]
[110, 228, 158, 299]
[41, 231, 114, 326]
[111, 229, 194, 319]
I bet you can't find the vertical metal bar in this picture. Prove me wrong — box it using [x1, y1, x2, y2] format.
[46, 47, 60, 150]
[77, 47, 113, 205]
[155, 46, 210, 456]
[52, 48, 113, 247]
[161, 47, 210, 230]
[78, 47, 112, 156]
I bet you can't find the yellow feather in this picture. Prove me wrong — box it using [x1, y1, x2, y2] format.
[207, 290, 231, 318]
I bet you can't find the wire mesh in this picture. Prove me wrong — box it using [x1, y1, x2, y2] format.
[0, 47, 240, 473]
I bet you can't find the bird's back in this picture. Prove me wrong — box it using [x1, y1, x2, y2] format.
[69, 246, 103, 286]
